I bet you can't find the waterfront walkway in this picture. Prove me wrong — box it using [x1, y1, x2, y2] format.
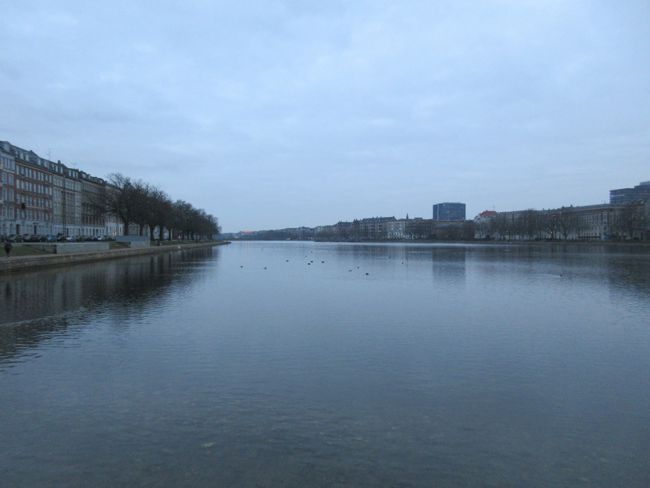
[0, 241, 229, 273]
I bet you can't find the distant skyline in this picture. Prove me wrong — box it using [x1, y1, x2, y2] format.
[2, 1, 649, 232]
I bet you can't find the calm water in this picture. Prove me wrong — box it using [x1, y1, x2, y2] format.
[1, 242, 650, 487]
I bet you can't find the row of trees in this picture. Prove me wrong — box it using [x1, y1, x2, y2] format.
[483, 208, 587, 241]
[101, 173, 219, 240]
[479, 204, 647, 241]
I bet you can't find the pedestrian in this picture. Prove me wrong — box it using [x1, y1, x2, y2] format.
[4, 239, 12, 258]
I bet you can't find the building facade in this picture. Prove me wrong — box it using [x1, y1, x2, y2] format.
[0, 141, 121, 238]
[0, 149, 16, 236]
[475, 202, 650, 241]
[433, 202, 466, 221]
[80, 172, 107, 237]
[13, 147, 54, 236]
[384, 219, 407, 239]
[355, 217, 396, 240]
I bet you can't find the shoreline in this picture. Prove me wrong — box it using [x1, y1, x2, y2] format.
[0, 241, 231, 274]
[233, 239, 650, 247]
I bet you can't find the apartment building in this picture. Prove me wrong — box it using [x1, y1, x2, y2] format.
[0, 140, 120, 238]
[0, 149, 16, 235]
[51, 166, 82, 238]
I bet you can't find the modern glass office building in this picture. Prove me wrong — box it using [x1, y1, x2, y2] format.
[610, 181, 650, 205]
[432, 202, 466, 221]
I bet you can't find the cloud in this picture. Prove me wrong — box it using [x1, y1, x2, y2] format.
[1, 0, 649, 230]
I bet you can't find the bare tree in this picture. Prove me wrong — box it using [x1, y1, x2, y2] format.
[127, 180, 154, 236]
[617, 203, 646, 240]
[149, 188, 173, 241]
[102, 173, 219, 241]
[541, 211, 559, 240]
[556, 207, 577, 240]
[104, 173, 141, 235]
[520, 210, 541, 240]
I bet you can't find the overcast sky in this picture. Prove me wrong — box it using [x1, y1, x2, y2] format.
[1, 1, 649, 231]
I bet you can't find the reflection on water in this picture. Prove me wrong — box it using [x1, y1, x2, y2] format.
[0, 242, 649, 488]
[0, 247, 216, 364]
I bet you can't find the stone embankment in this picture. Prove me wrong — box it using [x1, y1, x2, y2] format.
[0, 241, 230, 274]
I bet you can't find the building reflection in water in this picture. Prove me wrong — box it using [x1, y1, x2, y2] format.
[0, 247, 218, 364]
[429, 246, 467, 286]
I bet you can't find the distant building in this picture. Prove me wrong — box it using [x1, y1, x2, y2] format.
[476, 210, 497, 219]
[355, 217, 396, 240]
[610, 181, 650, 205]
[432, 202, 466, 221]
[384, 219, 407, 239]
[405, 218, 432, 239]
[473, 210, 498, 239]
[475, 202, 650, 241]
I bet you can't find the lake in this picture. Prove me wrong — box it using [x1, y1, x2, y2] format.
[1, 241, 649, 487]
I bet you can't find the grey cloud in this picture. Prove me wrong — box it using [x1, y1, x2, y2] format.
[1, 0, 649, 231]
